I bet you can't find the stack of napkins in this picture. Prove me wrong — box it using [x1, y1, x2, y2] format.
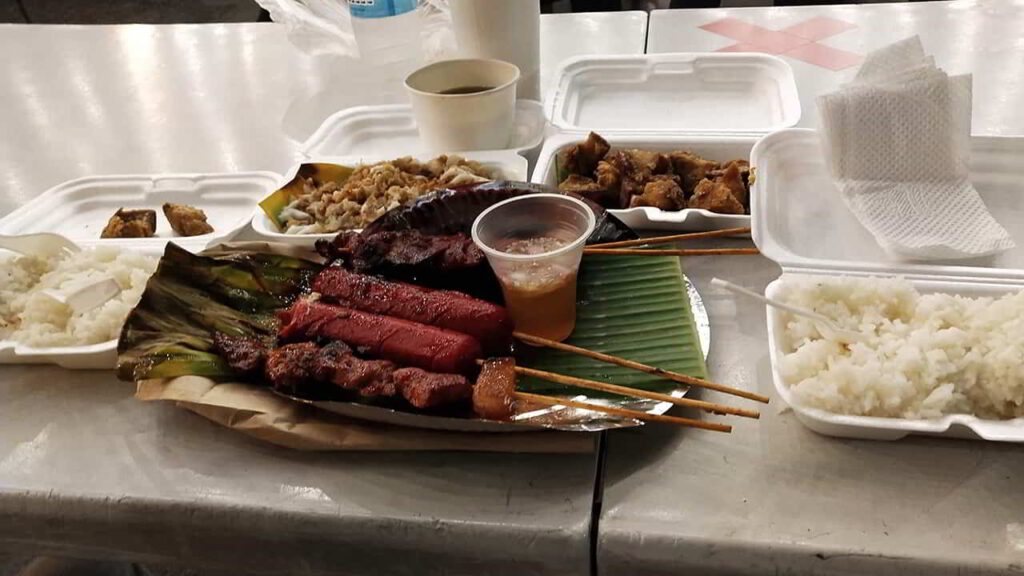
[818, 36, 1015, 260]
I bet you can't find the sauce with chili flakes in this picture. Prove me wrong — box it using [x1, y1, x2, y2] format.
[498, 237, 578, 342]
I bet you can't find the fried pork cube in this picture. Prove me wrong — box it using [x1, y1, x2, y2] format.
[629, 177, 686, 211]
[688, 174, 746, 214]
[716, 161, 749, 209]
[265, 342, 321, 396]
[162, 203, 214, 237]
[561, 132, 611, 176]
[668, 151, 720, 197]
[473, 357, 517, 421]
[212, 332, 267, 377]
[393, 367, 472, 409]
[558, 174, 617, 208]
[595, 160, 622, 198]
[620, 149, 671, 175]
[100, 208, 157, 238]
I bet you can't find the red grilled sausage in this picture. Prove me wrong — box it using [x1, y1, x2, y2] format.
[312, 268, 513, 352]
[278, 300, 482, 375]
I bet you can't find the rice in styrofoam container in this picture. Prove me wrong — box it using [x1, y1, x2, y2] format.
[0, 247, 157, 347]
[778, 276, 1024, 420]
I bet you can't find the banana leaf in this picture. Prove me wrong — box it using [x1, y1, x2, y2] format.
[259, 163, 356, 230]
[119, 243, 708, 425]
[117, 243, 322, 381]
[515, 253, 707, 398]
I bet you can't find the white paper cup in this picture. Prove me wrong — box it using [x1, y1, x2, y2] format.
[404, 58, 520, 152]
[449, 0, 541, 101]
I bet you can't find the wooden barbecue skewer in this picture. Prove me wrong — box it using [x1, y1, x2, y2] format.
[587, 227, 752, 249]
[583, 247, 760, 256]
[514, 331, 771, 404]
[514, 392, 732, 433]
[474, 358, 756, 418]
[514, 364, 759, 419]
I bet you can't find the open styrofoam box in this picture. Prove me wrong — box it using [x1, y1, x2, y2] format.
[752, 128, 1024, 442]
[298, 100, 547, 164]
[533, 53, 800, 231]
[251, 150, 530, 246]
[0, 171, 279, 369]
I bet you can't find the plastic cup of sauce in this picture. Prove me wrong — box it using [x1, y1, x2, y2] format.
[471, 194, 596, 342]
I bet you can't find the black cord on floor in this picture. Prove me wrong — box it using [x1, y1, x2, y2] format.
[15, 0, 31, 23]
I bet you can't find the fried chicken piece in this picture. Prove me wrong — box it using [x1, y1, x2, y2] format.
[100, 208, 156, 238]
[392, 367, 472, 409]
[558, 174, 617, 208]
[714, 161, 749, 208]
[561, 132, 611, 176]
[162, 203, 214, 237]
[629, 177, 686, 211]
[595, 160, 622, 198]
[688, 175, 746, 214]
[668, 151, 720, 197]
[621, 149, 671, 175]
[602, 150, 647, 208]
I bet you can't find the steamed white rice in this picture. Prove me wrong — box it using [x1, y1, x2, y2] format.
[778, 276, 1024, 420]
[0, 247, 158, 347]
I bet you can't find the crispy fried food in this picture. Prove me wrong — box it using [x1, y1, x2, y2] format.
[100, 208, 157, 239]
[558, 174, 617, 208]
[162, 203, 214, 237]
[688, 173, 746, 214]
[669, 151, 720, 197]
[562, 132, 611, 176]
[595, 160, 622, 199]
[629, 176, 686, 211]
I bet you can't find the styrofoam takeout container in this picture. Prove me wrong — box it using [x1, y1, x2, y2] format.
[752, 128, 1024, 442]
[251, 150, 529, 246]
[298, 100, 547, 164]
[533, 53, 800, 231]
[0, 172, 281, 255]
[0, 172, 279, 369]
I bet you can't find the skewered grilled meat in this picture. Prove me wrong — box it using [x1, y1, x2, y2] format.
[393, 368, 472, 409]
[473, 357, 517, 420]
[312, 268, 512, 353]
[265, 342, 321, 396]
[316, 230, 485, 271]
[265, 340, 471, 408]
[278, 299, 483, 375]
[212, 332, 267, 377]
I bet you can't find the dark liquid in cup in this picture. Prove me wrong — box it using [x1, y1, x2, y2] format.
[439, 85, 495, 95]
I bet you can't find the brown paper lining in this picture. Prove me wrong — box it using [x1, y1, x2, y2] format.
[137, 377, 595, 453]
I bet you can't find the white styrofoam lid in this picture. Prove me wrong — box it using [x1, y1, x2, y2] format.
[751, 128, 1024, 285]
[0, 172, 281, 254]
[549, 53, 801, 135]
[298, 100, 547, 159]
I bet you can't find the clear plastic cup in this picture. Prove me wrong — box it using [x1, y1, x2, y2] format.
[471, 194, 596, 342]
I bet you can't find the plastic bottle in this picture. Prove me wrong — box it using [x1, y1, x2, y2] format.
[349, 0, 426, 74]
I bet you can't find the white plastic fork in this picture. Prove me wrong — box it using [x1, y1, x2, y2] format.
[711, 277, 867, 344]
[0, 233, 122, 314]
[0, 233, 79, 258]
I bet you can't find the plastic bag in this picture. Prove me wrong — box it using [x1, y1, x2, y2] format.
[257, 0, 454, 60]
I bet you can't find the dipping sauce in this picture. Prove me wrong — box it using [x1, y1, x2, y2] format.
[498, 237, 578, 342]
[439, 85, 495, 95]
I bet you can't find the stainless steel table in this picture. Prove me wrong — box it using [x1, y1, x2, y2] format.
[0, 15, 647, 575]
[599, 3, 1024, 574]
